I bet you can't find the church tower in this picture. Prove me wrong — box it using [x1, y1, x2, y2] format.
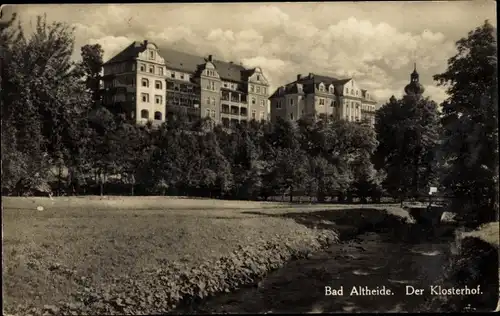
[404, 63, 425, 97]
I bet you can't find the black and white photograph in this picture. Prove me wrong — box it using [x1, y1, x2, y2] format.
[1, 1, 498, 314]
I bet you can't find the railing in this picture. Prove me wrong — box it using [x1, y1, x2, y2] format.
[167, 104, 200, 116]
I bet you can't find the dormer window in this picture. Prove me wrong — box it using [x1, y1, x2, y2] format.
[257, 75, 260, 81]
[329, 86, 334, 93]
[149, 50, 155, 60]
[319, 83, 325, 92]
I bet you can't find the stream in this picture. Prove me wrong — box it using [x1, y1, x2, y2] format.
[170, 224, 468, 313]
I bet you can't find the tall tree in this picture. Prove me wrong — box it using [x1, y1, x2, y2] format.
[434, 20, 498, 223]
[2, 14, 92, 195]
[374, 94, 440, 201]
[77, 43, 104, 108]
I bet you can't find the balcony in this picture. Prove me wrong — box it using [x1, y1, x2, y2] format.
[167, 104, 200, 116]
[221, 91, 247, 104]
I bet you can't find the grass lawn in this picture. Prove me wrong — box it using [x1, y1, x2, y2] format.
[2, 196, 407, 314]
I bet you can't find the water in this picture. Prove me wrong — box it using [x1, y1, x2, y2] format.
[170, 227, 458, 313]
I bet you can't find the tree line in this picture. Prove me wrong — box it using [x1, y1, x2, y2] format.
[1, 15, 497, 222]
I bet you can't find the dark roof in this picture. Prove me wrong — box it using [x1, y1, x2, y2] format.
[159, 47, 250, 82]
[104, 41, 255, 83]
[269, 82, 304, 99]
[104, 41, 147, 65]
[269, 73, 378, 101]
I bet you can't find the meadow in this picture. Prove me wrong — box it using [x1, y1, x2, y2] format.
[2, 196, 407, 315]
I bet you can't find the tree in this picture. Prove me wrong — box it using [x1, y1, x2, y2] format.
[374, 94, 440, 201]
[433, 20, 498, 224]
[77, 43, 104, 108]
[2, 14, 92, 195]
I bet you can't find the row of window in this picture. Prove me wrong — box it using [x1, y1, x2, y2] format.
[249, 84, 266, 95]
[140, 109, 162, 120]
[141, 78, 163, 89]
[141, 93, 163, 104]
[139, 63, 164, 76]
[223, 82, 237, 90]
[318, 85, 335, 94]
[208, 109, 266, 120]
[205, 80, 217, 91]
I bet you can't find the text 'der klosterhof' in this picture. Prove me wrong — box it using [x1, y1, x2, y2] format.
[324, 285, 483, 296]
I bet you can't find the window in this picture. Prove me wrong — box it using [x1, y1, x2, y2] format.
[155, 80, 162, 90]
[260, 111, 265, 120]
[141, 109, 149, 119]
[206, 109, 211, 117]
[251, 110, 256, 119]
[276, 100, 282, 109]
[290, 113, 294, 120]
[132, 64, 136, 71]
[319, 98, 325, 106]
[319, 84, 324, 92]
[331, 100, 336, 107]
[149, 66, 154, 73]
[256, 86, 260, 93]
[180, 74, 184, 80]
[257, 75, 260, 81]
[290, 99, 294, 106]
[206, 96, 211, 105]
[329, 86, 334, 93]
[158, 68, 163, 76]
[351, 89, 354, 95]
[149, 50, 155, 60]
[155, 95, 162, 104]
[263, 87, 266, 95]
[345, 87, 348, 94]
[141, 93, 149, 103]
[154, 111, 162, 120]
[211, 81, 215, 91]
[250, 85, 254, 93]
[346, 103, 349, 108]
[171, 72, 175, 79]
[252, 98, 256, 105]
[211, 97, 216, 106]
[356, 90, 359, 96]
[224, 83, 228, 88]
[140, 64, 146, 72]
[211, 110, 216, 118]
[260, 100, 265, 107]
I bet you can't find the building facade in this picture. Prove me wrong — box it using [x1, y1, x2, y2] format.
[269, 73, 378, 126]
[102, 40, 270, 127]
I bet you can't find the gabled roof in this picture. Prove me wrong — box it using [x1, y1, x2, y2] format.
[104, 41, 148, 65]
[269, 82, 305, 99]
[295, 73, 352, 95]
[103, 41, 256, 83]
[159, 47, 249, 82]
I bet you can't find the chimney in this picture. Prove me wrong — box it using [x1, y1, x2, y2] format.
[143, 40, 148, 47]
[208, 54, 213, 62]
[297, 74, 302, 81]
[308, 73, 314, 78]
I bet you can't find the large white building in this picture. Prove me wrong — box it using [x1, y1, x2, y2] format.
[102, 40, 271, 127]
[269, 73, 378, 126]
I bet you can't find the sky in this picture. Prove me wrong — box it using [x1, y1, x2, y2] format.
[3, 1, 497, 105]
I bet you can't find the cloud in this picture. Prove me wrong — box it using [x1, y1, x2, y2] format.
[8, 3, 495, 104]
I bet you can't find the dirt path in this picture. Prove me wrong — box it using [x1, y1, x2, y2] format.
[170, 228, 456, 313]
